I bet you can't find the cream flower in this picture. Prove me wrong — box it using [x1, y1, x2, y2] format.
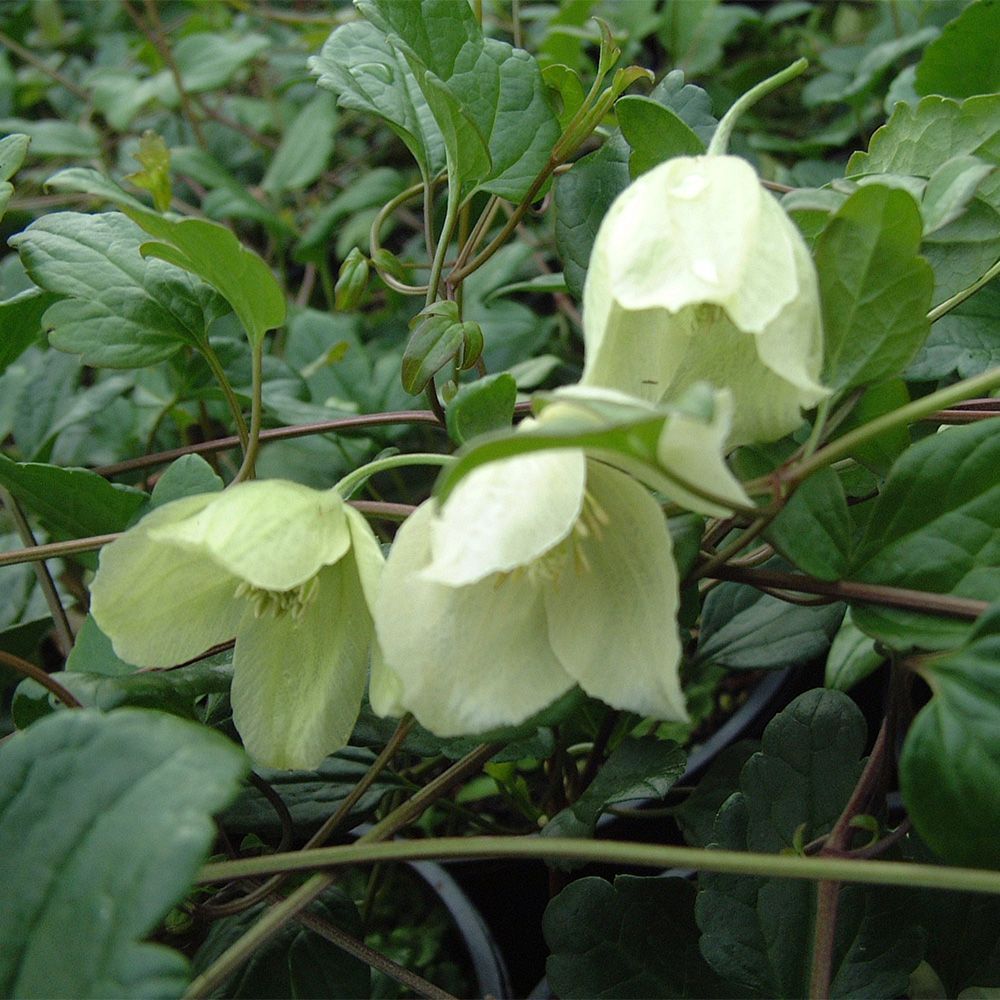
[89, 480, 383, 770]
[582, 155, 828, 445]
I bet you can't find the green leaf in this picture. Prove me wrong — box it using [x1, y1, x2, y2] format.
[310, 19, 446, 184]
[401, 300, 464, 394]
[815, 185, 934, 392]
[445, 373, 517, 446]
[545, 876, 725, 998]
[824, 609, 884, 692]
[849, 420, 1000, 649]
[915, 0, 1000, 99]
[125, 210, 286, 347]
[674, 740, 758, 848]
[0, 132, 29, 219]
[901, 603, 1000, 867]
[697, 562, 846, 669]
[65, 615, 138, 678]
[617, 95, 705, 178]
[835, 378, 911, 477]
[0, 454, 146, 538]
[366, 0, 561, 199]
[170, 32, 270, 94]
[696, 689, 924, 999]
[9, 212, 228, 367]
[765, 468, 852, 580]
[44, 166, 151, 211]
[0, 117, 99, 158]
[261, 94, 338, 196]
[542, 737, 686, 840]
[922, 155, 996, 235]
[657, 0, 757, 76]
[646, 69, 718, 146]
[148, 455, 224, 509]
[0, 287, 57, 374]
[191, 886, 370, 999]
[124, 131, 172, 212]
[0, 708, 247, 998]
[907, 279, 1000, 380]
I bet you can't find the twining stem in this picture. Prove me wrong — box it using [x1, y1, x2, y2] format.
[370, 181, 429, 295]
[787, 365, 1000, 486]
[0, 487, 74, 653]
[425, 182, 461, 306]
[0, 650, 82, 708]
[231, 342, 264, 484]
[200, 343, 250, 454]
[198, 835, 1000, 897]
[184, 743, 498, 999]
[333, 453, 453, 499]
[927, 256, 1000, 324]
[707, 58, 809, 157]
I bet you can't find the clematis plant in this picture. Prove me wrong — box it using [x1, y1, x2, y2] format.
[581, 63, 829, 445]
[371, 386, 750, 736]
[89, 480, 383, 770]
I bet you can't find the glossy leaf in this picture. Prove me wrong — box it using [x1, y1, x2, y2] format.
[0, 708, 247, 998]
[10, 212, 228, 367]
[850, 419, 1000, 649]
[696, 690, 924, 999]
[543, 737, 686, 839]
[815, 185, 934, 392]
[545, 876, 724, 998]
[914, 0, 1000, 99]
[901, 603, 1000, 867]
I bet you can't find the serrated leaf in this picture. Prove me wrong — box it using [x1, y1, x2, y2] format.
[915, 0, 1000, 100]
[0, 708, 247, 998]
[445, 373, 517, 445]
[697, 560, 846, 669]
[191, 886, 370, 999]
[849, 419, 1000, 649]
[261, 94, 337, 196]
[815, 185, 934, 392]
[616, 95, 705, 178]
[542, 737, 686, 840]
[545, 876, 725, 998]
[0, 454, 146, 538]
[765, 468, 852, 580]
[10, 212, 228, 368]
[356, 0, 561, 201]
[901, 603, 1000, 867]
[125, 210, 286, 347]
[696, 689, 924, 999]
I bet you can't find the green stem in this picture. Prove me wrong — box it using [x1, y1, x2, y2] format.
[369, 180, 429, 295]
[927, 256, 1000, 324]
[789, 366, 1000, 486]
[333, 453, 453, 500]
[707, 58, 809, 156]
[200, 343, 249, 454]
[198, 835, 1000, 896]
[231, 342, 263, 484]
[425, 182, 460, 306]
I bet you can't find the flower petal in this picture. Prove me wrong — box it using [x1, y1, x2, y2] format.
[424, 450, 587, 586]
[151, 480, 351, 590]
[230, 561, 371, 769]
[90, 495, 244, 667]
[375, 501, 574, 735]
[343, 504, 384, 609]
[544, 462, 687, 722]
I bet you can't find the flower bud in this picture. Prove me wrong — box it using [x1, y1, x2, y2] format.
[334, 247, 369, 311]
[582, 155, 828, 445]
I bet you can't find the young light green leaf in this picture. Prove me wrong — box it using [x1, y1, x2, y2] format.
[9, 212, 229, 367]
[901, 603, 1000, 867]
[914, 0, 1000, 100]
[815, 185, 934, 392]
[545, 876, 725, 999]
[125, 209, 286, 346]
[124, 131, 172, 212]
[0, 708, 247, 998]
[850, 419, 1000, 649]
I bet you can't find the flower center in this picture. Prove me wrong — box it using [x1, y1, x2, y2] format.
[495, 489, 610, 589]
[234, 575, 319, 621]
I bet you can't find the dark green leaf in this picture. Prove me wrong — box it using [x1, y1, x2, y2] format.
[835, 379, 911, 478]
[915, 0, 1000, 99]
[674, 739, 758, 848]
[10, 212, 228, 367]
[765, 468, 852, 580]
[445, 373, 517, 446]
[545, 876, 725, 998]
[0, 287, 57, 374]
[617, 95, 704, 178]
[646, 69, 717, 145]
[191, 886, 370, 999]
[148, 455, 224, 510]
[849, 419, 1000, 649]
[697, 562, 846, 669]
[0, 708, 247, 998]
[901, 603, 1000, 867]
[543, 737, 686, 840]
[401, 301, 463, 394]
[815, 185, 934, 392]
[0, 454, 146, 538]
[65, 614, 138, 678]
[696, 690, 923, 999]
[922, 155, 995, 235]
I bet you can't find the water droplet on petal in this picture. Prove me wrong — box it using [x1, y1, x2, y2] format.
[670, 173, 708, 199]
[692, 257, 719, 284]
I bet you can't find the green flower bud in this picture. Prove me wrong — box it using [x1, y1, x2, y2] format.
[334, 247, 370, 311]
